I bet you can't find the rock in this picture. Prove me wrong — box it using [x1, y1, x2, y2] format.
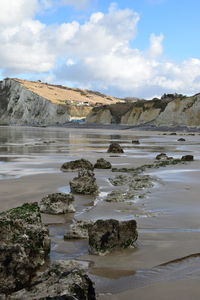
[105, 191, 125, 202]
[88, 219, 138, 255]
[70, 170, 98, 195]
[181, 155, 194, 161]
[169, 132, 177, 135]
[94, 158, 112, 169]
[178, 138, 186, 141]
[7, 260, 96, 300]
[39, 193, 75, 214]
[61, 159, 94, 172]
[155, 153, 171, 160]
[132, 140, 140, 144]
[64, 220, 93, 239]
[107, 143, 124, 153]
[0, 203, 50, 294]
[109, 174, 131, 186]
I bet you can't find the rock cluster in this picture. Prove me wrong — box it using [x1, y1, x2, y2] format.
[88, 219, 138, 255]
[61, 159, 94, 172]
[39, 193, 75, 214]
[7, 260, 96, 300]
[70, 170, 98, 195]
[107, 142, 124, 153]
[94, 158, 112, 169]
[0, 203, 50, 294]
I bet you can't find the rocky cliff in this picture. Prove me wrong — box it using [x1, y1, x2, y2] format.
[86, 93, 200, 127]
[0, 78, 122, 125]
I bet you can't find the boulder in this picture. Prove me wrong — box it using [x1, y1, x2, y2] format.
[39, 193, 75, 214]
[88, 219, 138, 255]
[181, 155, 194, 161]
[178, 138, 186, 141]
[61, 159, 94, 172]
[64, 220, 93, 239]
[107, 143, 124, 153]
[94, 158, 112, 169]
[7, 260, 96, 300]
[0, 203, 50, 294]
[70, 170, 98, 195]
[155, 153, 172, 160]
[132, 140, 140, 144]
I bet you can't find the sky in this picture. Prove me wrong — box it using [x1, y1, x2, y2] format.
[0, 0, 200, 99]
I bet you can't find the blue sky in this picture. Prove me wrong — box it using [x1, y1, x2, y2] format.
[0, 0, 200, 98]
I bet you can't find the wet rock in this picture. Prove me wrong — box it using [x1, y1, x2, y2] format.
[0, 203, 50, 294]
[105, 190, 125, 202]
[64, 220, 93, 239]
[39, 193, 75, 214]
[169, 132, 177, 135]
[178, 138, 186, 141]
[8, 260, 96, 300]
[132, 140, 140, 144]
[109, 174, 131, 186]
[181, 155, 194, 161]
[155, 153, 171, 160]
[70, 170, 98, 195]
[88, 219, 138, 255]
[94, 158, 112, 169]
[61, 159, 94, 172]
[107, 142, 124, 153]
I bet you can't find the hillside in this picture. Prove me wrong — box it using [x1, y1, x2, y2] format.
[86, 93, 200, 127]
[0, 78, 123, 125]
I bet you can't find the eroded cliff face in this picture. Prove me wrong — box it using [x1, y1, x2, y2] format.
[86, 94, 200, 127]
[0, 79, 94, 125]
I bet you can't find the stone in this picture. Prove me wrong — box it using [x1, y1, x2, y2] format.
[107, 143, 124, 153]
[88, 219, 138, 255]
[70, 170, 98, 195]
[7, 260, 96, 300]
[61, 159, 94, 172]
[39, 193, 75, 214]
[132, 140, 140, 144]
[109, 174, 131, 186]
[169, 132, 177, 135]
[181, 155, 194, 161]
[155, 153, 171, 160]
[105, 191, 125, 202]
[64, 220, 93, 239]
[94, 158, 112, 169]
[178, 138, 186, 141]
[0, 203, 50, 294]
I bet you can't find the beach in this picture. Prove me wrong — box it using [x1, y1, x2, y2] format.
[1, 125, 200, 299]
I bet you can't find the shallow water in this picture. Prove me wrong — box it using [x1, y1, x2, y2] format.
[1, 126, 200, 299]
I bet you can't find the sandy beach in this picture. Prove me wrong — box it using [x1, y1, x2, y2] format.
[1, 125, 200, 299]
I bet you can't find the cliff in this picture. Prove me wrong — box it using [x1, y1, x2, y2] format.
[0, 78, 122, 125]
[86, 93, 200, 127]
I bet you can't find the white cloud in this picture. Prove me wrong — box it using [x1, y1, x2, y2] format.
[0, 1, 200, 98]
[61, 0, 90, 9]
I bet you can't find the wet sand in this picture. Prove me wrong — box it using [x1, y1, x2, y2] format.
[1, 125, 200, 299]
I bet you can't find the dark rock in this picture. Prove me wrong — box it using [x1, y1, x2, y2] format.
[169, 132, 177, 135]
[0, 203, 50, 294]
[7, 260, 96, 300]
[39, 193, 75, 214]
[132, 140, 140, 144]
[107, 143, 124, 153]
[178, 138, 186, 141]
[88, 219, 138, 255]
[61, 159, 94, 172]
[181, 155, 194, 161]
[94, 158, 112, 169]
[70, 170, 98, 195]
